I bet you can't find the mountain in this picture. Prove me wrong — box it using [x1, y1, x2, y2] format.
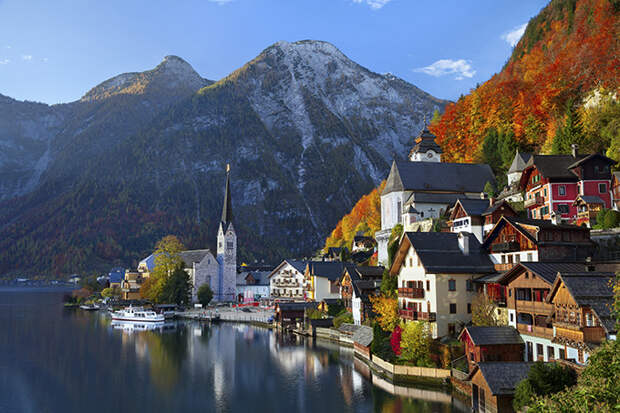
[431, 0, 619, 163]
[0, 40, 447, 277]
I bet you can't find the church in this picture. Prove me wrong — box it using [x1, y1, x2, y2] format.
[137, 165, 237, 302]
[375, 126, 495, 264]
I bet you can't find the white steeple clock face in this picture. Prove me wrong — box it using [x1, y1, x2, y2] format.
[427, 152, 433, 158]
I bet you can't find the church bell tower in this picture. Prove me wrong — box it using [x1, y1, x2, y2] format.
[216, 164, 237, 301]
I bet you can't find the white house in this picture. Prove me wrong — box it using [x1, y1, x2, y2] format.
[376, 127, 495, 264]
[268, 260, 307, 301]
[236, 270, 271, 302]
[391, 232, 495, 338]
[305, 261, 348, 302]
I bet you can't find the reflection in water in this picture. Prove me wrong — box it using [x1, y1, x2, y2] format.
[0, 289, 467, 413]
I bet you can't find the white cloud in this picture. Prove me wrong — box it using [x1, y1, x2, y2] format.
[501, 23, 527, 47]
[414, 59, 476, 80]
[21, 54, 32, 61]
[352, 0, 392, 10]
[0, 59, 10, 65]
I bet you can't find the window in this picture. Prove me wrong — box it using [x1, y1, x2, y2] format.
[527, 253, 533, 261]
[537, 344, 544, 359]
[515, 254, 521, 263]
[508, 289, 511, 297]
[449, 303, 457, 314]
[557, 204, 569, 214]
[510, 313, 514, 322]
[448, 323, 456, 335]
[599, 183, 607, 193]
[544, 188, 547, 197]
[547, 346, 555, 361]
[559, 348, 566, 360]
[426, 280, 430, 291]
[466, 279, 473, 291]
[448, 279, 456, 291]
[558, 185, 566, 196]
[467, 303, 472, 314]
[501, 255, 506, 264]
[409, 258, 413, 267]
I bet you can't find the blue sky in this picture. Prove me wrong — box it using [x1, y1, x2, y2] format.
[0, 0, 548, 104]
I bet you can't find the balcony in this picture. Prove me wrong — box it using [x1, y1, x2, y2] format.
[492, 241, 521, 253]
[517, 323, 554, 339]
[515, 299, 552, 314]
[398, 287, 425, 299]
[554, 324, 606, 344]
[398, 309, 436, 322]
[524, 194, 544, 208]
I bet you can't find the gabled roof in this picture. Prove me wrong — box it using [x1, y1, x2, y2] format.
[308, 261, 348, 281]
[567, 153, 616, 170]
[179, 249, 213, 267]
[523, 154, 585, 181]
[409, 127, 443, 157]
[481, 199, 517, 217]
[459, 326, 523, 346]
[267, 259, 308, 278]
[548, 272, 616, 334]
[469, 362, 534, 396]
[237, 270, 271, 286]
[573, 195, 605, 205]
[382, 160, 495, 196]
[391, 232, 495, 275]
[498, 262, 587, 286]
[451, 198, 491, 218]
[507, 151, 532, 174]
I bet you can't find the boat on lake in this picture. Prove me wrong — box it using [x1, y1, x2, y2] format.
[79, 304, 100, 311]
[111, 306, 165, 322]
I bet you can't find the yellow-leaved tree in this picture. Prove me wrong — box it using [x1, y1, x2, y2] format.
[370, 295, 399, 332]
[140, 235, 185, 302]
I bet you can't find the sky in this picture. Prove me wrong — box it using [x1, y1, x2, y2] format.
[0, 0, 549, 104]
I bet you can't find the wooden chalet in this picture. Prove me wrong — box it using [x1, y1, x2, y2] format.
[340, 265, 383, 324]
[482, 216, 593, 272]
[546, 272, 616, 364]
[573, 195, 605, 228]
[468, 362, 533, 413]
[458, 326, 524, 372]
[275, 301, 318, 328]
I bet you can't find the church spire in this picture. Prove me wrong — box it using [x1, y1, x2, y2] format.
[221, 164, 232, 228]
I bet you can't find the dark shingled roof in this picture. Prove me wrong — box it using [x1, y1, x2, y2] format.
[567, 153, 616, 170]
[460, 326, 523, 346]
[484, 216, 591, 248]
[409, 127, 443, 156]
[277, 302, 318, 311]
[403, 232, 495, 274]
[482, 199, 516, 217]
[554, 272, 616, 334]
[382, 160, 495, 195]
[356, 266, 385, 279]
[524, 154, 585, 180]
[473, 362, 534, 395]
[499, 262, 587, 285]
[352, 325, 374, 347]
[308, 261, 347, 281]
[455, 198, 491, 217]
[574, 195, 605, 205]
[179, 249, 212, 266]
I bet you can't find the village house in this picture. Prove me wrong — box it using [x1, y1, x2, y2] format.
[498, 262, 594, 362]
[573, 195, 605, 227]
[448, 198, 517, 243]
[391, 232, 495, 338]
[519, 148, 615, 222]
[268, 260, 308, 301]
[304, 261, 349, 302]
[108, 267, 124, 289]
[340, 265, 383, 325]
[458, 326, 524, 372]
[482, 216, 594, 272]
[375, 126, 495, 264]
[546, 272, 616, 364]
[236, 270, 270, 302]
[472, 273, 509, 325]
[120, 270, 143, 300]
[468, 362, 534, 413]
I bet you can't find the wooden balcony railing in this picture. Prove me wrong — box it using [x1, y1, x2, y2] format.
[398, 309, 436, 322]
[517, 323, 554, 339]
[398, 287, 425, 299]
[554, 325, 606, 344]
[515, 300, 552, 314]
[524, 194, 544, 208]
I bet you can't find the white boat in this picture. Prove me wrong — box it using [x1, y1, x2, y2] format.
[110, 306, 165, 322]
[80, 304, 100, 311]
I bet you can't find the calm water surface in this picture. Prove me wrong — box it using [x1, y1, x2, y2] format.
[0, 289, 467, 413]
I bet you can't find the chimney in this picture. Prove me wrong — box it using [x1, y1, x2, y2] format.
[458, 232, 469, 256]
[571, 144, 579, 158]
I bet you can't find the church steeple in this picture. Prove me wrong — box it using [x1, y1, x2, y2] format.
[221, 164, 232, 229]
[408, 119, 442, 162]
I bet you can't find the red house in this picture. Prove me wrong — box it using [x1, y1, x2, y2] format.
[519, 149, 615, 223]
[458, 326, 524, 371]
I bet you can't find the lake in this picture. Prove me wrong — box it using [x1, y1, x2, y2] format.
[0, 289, 467, 413]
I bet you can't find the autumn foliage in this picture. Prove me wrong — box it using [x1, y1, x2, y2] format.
[324, 181, 384, 252]
[431, 0, 619, 162]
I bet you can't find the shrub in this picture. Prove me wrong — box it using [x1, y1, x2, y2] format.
[333, 312, 353, 328]
[197, 284, 213, 306]
[513, 362, 578, 411]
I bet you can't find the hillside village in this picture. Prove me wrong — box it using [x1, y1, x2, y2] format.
[72, 124, 620, 413]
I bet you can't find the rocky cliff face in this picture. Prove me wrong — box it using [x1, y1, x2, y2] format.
[0, 40, 447, 276]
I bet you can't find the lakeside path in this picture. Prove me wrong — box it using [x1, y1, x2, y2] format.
[179, 306, 275, 324]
